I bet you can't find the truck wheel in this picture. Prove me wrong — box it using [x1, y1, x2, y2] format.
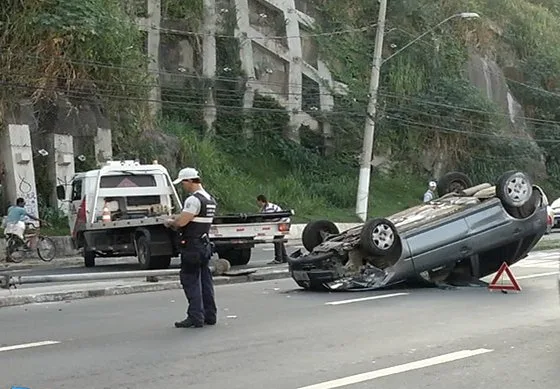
[360, 218, 399, 256]
[226, 248, 251, 266]
[302, 220, 340, 252]
[136, 235, 152, 270]
[152, 255, 172, 269]
[436, 172, 473, 197]
[496, 170, 533, 209]
[84, 250, 95, 267]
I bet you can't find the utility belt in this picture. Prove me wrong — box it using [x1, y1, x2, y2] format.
[178, 232, 211, 248]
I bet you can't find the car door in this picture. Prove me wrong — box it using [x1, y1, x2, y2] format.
[68, 177, 83, 235]
[406, 213, 471, 273]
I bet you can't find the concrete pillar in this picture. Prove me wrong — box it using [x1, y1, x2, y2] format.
[137, 0, 161, 118]
[0, 124, 40, 225]
[317, 61, 335, 155]
[202, 0, 217, 136]
[47, 134, 75, 215]
[235, 0, 256, 139]
[285, 3, 303, 142]
[94, 128, 113, 165]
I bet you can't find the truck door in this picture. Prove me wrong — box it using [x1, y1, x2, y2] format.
[68, 178, 84, 235]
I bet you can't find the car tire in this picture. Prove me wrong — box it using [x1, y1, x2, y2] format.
[496, 170, 533, 208]
[301, 220, 340, 252]
[436, 172, 473, 197]
[360, 218, 399, 256]
[84, 250, 95, 267]
[504, 188, 541, 219]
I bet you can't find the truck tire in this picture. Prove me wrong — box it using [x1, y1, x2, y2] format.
[84, 249, 96, 268]
[152, 255, 172, 269]
[359, 218, 399, 256]
[226, 248, 251, 266]
[302, 220, 340, 252]
[136, 235, 152, 270]
[436, 172, 473, 197]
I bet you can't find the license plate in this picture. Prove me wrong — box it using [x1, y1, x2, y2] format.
[292, 271, 309, 281]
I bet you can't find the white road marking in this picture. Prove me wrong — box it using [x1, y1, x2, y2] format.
[0, 341, 60, 353]
[297, 348, 494, 389]
[516, 271, 559, 280]
[325, 292, 409, 306]
[513, 259, 559, 269]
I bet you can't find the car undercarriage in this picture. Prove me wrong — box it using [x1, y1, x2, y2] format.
[288, 170, 548, 292]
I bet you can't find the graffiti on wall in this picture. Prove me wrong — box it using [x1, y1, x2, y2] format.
[17, 172, 38, 219]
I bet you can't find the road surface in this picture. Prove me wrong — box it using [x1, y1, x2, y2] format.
[1, 253, 559, 388]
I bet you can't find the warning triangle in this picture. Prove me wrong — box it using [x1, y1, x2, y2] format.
[488, 262, 521, 292]
[116, 178, 138, 188]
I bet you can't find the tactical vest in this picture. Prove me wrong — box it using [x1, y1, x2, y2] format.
[180, 191, 217, 239]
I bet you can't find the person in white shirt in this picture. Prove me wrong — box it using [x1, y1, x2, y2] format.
[423, 181, 438, 203]
[257, 194, 289, 264]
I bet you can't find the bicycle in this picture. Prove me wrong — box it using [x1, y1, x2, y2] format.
[3, 222, 57, 263]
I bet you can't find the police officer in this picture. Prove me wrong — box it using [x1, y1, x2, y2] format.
[165, 167, 218, 328]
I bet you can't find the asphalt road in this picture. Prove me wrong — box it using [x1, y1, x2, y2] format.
[1, 254, 559, 388]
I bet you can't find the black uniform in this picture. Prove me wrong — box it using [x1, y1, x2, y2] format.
[176, 190, 218, 327]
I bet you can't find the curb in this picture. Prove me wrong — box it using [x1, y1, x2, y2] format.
[0, 269, 291, 308]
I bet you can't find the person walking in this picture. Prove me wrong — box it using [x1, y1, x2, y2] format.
[423, 181, 438, 203]
[256, 194, 290, 264]
[166, 167, 218, 328]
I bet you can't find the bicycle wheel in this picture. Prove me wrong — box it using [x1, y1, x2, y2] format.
[36, 236, 56, 262]
[5, 236, 24, 263]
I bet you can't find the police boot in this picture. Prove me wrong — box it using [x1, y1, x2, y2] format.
[174, 317, 203, 328]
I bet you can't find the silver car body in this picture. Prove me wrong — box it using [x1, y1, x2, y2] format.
[289, 175, 548, 291]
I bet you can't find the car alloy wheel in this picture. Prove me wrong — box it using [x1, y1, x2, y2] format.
[371, 223, 395, 250]
[505, 175, 531, 205]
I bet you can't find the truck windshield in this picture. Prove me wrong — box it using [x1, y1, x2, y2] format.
[99, 174, 157, 188]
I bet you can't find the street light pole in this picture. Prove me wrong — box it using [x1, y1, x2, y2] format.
[356, 0, 387, 222]
[355, 10, 480, 222]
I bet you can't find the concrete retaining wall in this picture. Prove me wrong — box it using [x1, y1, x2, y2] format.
[1, 223, 361, 259]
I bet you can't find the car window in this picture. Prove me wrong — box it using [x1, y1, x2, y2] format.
[99, 175, 157, 188]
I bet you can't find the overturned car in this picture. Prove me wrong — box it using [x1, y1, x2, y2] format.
[288, 170, 548, 291]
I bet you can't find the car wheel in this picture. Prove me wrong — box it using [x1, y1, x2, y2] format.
[496, 171, 533, 208]
[360, 218, 399, 256]
[504, 188, 541, 219]
[301, 220, 340, 252]
[436, 172, 473, 197]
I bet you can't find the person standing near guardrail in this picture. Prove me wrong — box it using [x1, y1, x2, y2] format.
[256, 194, 290, 264]
[165, 167, 218, 329]
[423, 181, 438, 203]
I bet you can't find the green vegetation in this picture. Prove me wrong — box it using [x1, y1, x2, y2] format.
[3, 0, 560, 237]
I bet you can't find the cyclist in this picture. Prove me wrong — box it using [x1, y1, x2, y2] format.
[4, 197, 43, 251]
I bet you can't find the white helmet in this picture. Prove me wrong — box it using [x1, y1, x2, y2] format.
[428, 181, 437, 189]
[173, 167, 200, 185]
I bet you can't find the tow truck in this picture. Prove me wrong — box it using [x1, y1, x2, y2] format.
[57, 160, 293, 269]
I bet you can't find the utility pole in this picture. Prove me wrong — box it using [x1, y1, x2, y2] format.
[355, 0, 387, 222]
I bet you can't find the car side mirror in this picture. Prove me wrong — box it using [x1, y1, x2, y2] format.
[56, 185, 65, 200]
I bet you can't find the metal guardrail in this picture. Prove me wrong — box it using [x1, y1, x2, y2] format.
[0, 258, 248, 289]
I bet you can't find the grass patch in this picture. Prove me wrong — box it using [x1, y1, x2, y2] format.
[171, 123, 427, 223]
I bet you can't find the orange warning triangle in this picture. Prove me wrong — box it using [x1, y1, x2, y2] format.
[488, 262, 521, 292]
